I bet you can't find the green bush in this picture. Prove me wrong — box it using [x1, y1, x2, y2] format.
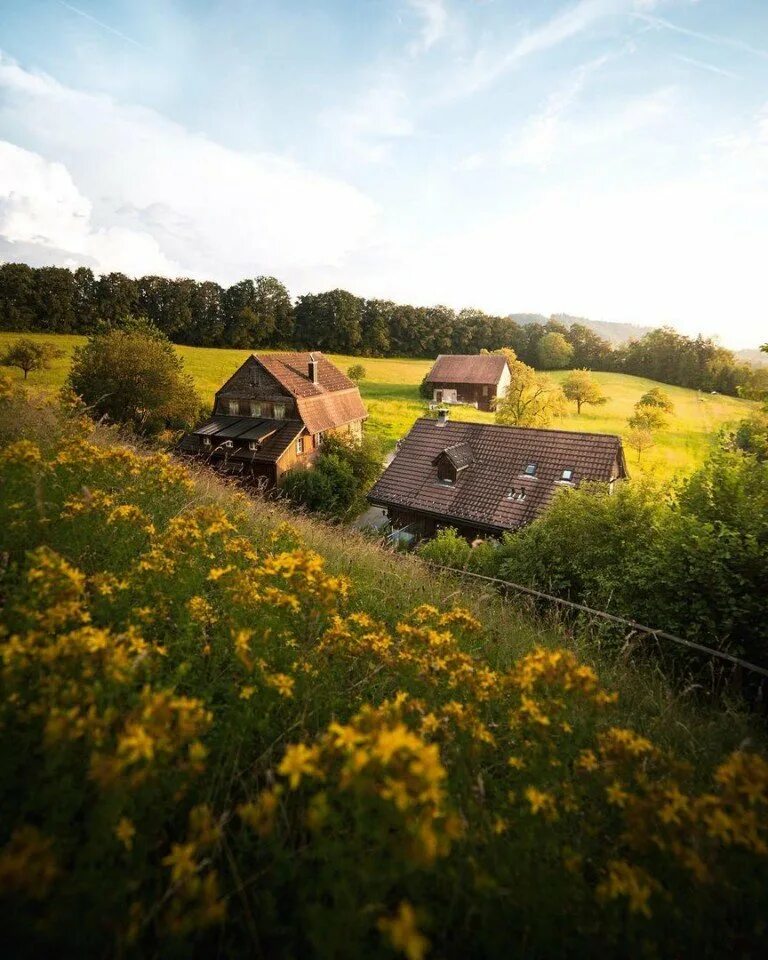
[347, 363, 366, 381]
[67, 318, 201, 436]
[280, 433, 382, 519]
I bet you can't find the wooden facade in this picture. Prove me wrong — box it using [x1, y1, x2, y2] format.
[178, 352, 367, 488]
[424, 355, 512, 412]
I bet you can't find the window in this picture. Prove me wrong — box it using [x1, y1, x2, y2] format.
[561, 468, 574, 482]
[273, 402, 286, 420]
[295, 437, 304, 455]
[248, 441, 259, 452]
[483, 385, 490, 397]
[202, 437, 212, 448]
[222, 440, 233, 449]
[250, 401, 262, 417]
[315, 432, 324, 446]
[227, 400, 238, 416]
[524, 462, 538, 477]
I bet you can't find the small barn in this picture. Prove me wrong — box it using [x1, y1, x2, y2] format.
[424, 354, 511, 411]
[178, 352, 367, 487]
[368, 413, 628, 541]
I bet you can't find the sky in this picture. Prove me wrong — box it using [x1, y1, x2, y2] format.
[0, 1, 766, 348]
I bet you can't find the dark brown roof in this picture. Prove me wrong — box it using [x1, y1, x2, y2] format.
[369, 418, 628, 534]
[177, 416, 305, 464]
[425, 354, 509, 385]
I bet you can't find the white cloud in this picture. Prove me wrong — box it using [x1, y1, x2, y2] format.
[0, 140, 178, 275]
[0, 55, 378, 285]
[406, 0, 449, 53]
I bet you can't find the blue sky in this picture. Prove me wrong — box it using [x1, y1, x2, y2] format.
[0, 1, 766, 347]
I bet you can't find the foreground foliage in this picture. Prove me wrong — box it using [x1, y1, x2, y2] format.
[0, 395, 767, 957]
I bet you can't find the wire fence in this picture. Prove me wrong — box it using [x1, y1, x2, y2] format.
[421, 560, 768, 683]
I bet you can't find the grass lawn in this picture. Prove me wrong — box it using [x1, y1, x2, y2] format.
[0, 332, 754, 477]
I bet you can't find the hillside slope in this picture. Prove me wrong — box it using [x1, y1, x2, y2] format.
[0, 332, 754, 475]
[0, 390, 766, 957]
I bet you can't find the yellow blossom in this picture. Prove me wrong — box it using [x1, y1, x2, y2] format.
[378, 902, 430, 960]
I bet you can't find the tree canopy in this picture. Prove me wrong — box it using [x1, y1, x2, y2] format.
[494, 360, 566, 427]
[537, 332, 574, 370]
[66, 319, 201, 435]
[561, 369, 608, 414]
[0, 337, 64, 379]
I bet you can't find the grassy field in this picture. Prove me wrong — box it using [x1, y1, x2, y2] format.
[0, 332, 754, 476]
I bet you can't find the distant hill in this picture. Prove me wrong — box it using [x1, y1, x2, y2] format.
[736, 348, 768, 367]
[508, 313, 655, 346]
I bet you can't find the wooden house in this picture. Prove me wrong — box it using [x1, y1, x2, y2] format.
[178, 352, 367, 487]
[368, 412, 628, 541]
[424, 354, 511, 411]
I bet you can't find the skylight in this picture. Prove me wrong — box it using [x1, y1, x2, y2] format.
[561, 468, 574, 482]
[524, 462, 537, 477]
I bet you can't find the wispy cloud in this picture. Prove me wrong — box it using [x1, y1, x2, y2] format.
[674, 54, 739, 80]
[634, 12, 768, 61]
[406, 0, 449, 53]
[57, 1, 149, 51]
[319, 80, 414, 163]
[439, 0, 654, 101]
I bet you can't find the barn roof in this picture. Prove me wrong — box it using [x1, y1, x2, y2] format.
[425, 354, 509, 385]
[369, 418, 628, 534]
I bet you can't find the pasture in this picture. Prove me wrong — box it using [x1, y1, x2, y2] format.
[0, 332, 754, 476]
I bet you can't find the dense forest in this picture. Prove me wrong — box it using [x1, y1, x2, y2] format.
[0, 262, 758, 396]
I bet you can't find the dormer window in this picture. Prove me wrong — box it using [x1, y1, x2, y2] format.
[273, 402, 286, 420]
[250, 401, 262, 417]
[437, 461, 456, 484]
[523, 462, 538, 477]
[561, 468, 574, 482]
[248, 441, 259, 452]
[227, 400, 239, 416]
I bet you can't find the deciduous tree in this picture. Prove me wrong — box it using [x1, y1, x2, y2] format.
[537, 332, 574, 370]
[494, 360, 566, 427]
[561, 369, 608, 414]
[0, 337, 64, 379]
[67, 319, 201, 435]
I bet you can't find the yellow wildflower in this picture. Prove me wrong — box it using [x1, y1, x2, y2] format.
[278, 742, 321, 789]
[378, 902, 430, 960]
[115, 817, 136, 851]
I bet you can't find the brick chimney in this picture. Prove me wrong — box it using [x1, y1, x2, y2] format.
[308, 353, 319, 385]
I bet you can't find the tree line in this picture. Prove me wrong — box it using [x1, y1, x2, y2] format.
[0, 261, 758, 396]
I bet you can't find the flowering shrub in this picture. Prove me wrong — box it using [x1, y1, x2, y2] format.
[0, 421, 767, 958]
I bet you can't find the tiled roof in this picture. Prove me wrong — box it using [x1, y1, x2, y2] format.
[177, 416, 304, 464]
[216, 352, 367, 434]
[425, 354, 508, 385]
[369, 418, 628, 533]
[258, 352, 357, 397]
[438, 442, 474, 471]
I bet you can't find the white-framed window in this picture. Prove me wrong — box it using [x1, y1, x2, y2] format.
[248, 441, 259, 452]
[227, 400, 239, 415]
[561, 467, 574, 482]
[295, 437, 305, 455]
[202, 437, 212, 448]
[222, 440, 233, 449]
[250, 401, 262, 417]
[273, 402, 286, 420]
[316, 432, 323, 446]
[523, 462, 538, 477]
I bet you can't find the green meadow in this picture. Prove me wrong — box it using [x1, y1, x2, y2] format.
[0, 332, 754, 476]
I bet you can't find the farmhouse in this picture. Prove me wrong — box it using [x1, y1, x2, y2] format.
[424, 354, 511, 411]
[368, 413, 628, 541]
[178, 352, 367, 486]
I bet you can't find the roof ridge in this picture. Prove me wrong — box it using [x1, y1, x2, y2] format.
[414, 417, 621, 442]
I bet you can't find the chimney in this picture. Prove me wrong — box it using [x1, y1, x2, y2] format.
[308, 353, 319, 385]
[436, 408, 449, 426]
